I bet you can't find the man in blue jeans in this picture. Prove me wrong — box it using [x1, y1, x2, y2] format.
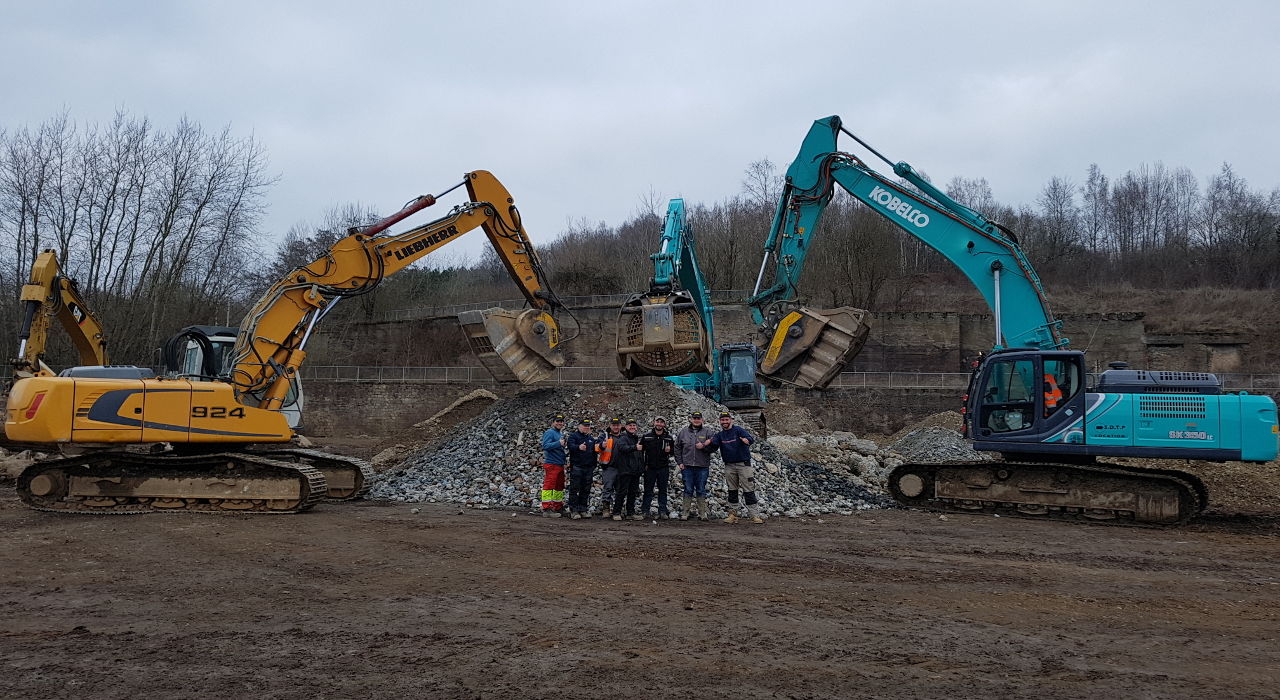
[674, 411, 715, 521]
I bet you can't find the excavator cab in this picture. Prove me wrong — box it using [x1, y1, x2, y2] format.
[615, 290, 712, 379]
[459, 307, 565, 384]
[754, 305, 871, 389]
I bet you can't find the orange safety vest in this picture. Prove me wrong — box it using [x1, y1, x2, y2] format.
[1043, 373, 1063, 414]
[596, 436, 616, 465]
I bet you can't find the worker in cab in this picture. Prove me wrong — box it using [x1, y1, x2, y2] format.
[1043, 373, 1063, 416]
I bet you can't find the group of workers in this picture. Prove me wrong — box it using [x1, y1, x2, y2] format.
[538, 410, 764, 524]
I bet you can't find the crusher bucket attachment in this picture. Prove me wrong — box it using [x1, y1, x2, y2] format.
[616, 290, 712, 379]
[459, 307, 565, 384]
[756, 306, 872, 389]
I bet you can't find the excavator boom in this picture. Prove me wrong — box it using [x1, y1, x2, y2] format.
[10, 250, 110, 381]
[616, 199, 713, 379]
[749, 116, 1067, 388]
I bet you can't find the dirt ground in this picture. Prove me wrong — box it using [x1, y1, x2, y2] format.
[2, 486, 1278, 699]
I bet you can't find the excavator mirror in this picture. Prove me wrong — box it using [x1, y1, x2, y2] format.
[458, 308, 565, 384]
[755, 306, 871, 389]
[615, 290, 712, 379]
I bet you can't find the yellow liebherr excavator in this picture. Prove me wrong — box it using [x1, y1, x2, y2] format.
[7, 170, 566, 514]
[10, 250, 111, 382]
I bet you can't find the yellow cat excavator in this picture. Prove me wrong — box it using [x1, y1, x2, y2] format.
[7, 170, 566, 514]
[10, 250, 111, 382]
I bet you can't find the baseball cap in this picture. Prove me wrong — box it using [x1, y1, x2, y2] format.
[579, 418, 593, 425]
[718, 411, 732, 419]
[653, 416, 667, 423]
[625, 418, 638, 425]
[552, 414, 566, 422]
[609, 417, 622, 425]
[690, 411, 703, 419]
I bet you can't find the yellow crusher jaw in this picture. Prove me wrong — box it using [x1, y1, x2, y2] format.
[756, 306, 871, 389]
[458, 308, 565, 384]
[615, 291, 712, 379]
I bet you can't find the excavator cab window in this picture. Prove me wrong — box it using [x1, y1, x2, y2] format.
[981, 358, 1035, 433]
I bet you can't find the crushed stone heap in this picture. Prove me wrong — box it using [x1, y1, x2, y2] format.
[371, 381, 893, 518]
[886, 426, 996, 464]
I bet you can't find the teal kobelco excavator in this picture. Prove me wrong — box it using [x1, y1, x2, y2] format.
[615, 199, 768, 435]
[745, 116, 1278, 525]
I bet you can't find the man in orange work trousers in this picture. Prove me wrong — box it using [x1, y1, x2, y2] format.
[540, 414, 568, 517]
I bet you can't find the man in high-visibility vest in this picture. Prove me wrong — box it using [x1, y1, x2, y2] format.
[596, 418, 625, 518]
[1043, 373, 1063, 416]
[539, 414, 568, 517]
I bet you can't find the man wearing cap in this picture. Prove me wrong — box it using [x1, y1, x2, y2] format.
[639, 416, 676, 519]
[539, 414, 569, 517]
[611, 418, 645, 520]
[596, 418, 625, 518]
[706, 412, 763, 524]
[674, 411, 715, 521]
[565, 418, 599, 519]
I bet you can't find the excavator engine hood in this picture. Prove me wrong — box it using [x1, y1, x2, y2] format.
[459, 308, 565, 384]
[615, 291, 712, 379]
[756, 306, 871, 389]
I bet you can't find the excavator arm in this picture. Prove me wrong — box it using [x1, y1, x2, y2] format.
[616, 199, 714, 379]
[11, 250, 110, 381]
[750, 116, 1066, 388]
[231, 170, 564, 410]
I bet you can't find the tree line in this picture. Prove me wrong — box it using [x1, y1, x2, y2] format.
[0, 112, 271, 365]
[2, 113, 1277, 370]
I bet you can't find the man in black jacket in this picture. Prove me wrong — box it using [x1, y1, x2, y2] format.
[611, 419, 645, 520]
[565, 418, 599, 519]
[639, 416, 676, 519]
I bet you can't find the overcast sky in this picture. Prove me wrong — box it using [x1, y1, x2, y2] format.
[3, 0, 1277, 264]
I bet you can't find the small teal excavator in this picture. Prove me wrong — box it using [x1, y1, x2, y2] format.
[616, 199, 767, 435]
[746, 116, 1278, 525]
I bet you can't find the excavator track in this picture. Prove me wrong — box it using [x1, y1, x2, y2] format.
[17, 451, 327, 514]
[887, 460, 1207, 527]
[250, 447, 374, 500]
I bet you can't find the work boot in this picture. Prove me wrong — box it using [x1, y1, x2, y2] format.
[697, 497, 709, 522]
[748, 504, 763, 524]
[751, 516, 765, 524]
[631, 513, 644, 521]
[602, 508, 612, 519]
[570, 513, 582, 520]
[612, 514, 623, 521]
[680, 495, 692, 521]
[723, 512, 739, 524]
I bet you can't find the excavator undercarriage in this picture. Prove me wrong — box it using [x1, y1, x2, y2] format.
[18, 451, 329, 514]
[887, 459, 1207, 526]
[17, 445, 373, 515]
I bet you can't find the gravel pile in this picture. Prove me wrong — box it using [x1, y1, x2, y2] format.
[371, 381, 892, 517]
[886, 426, 996, 463]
